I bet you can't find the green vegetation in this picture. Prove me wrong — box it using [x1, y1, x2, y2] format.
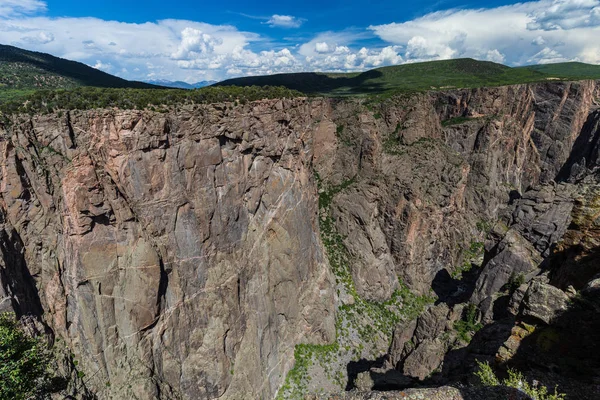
[476, 219, 493, 234]
[0, 44, 154, 93]
[475, 360, 566, 400]
[452, 241, 484, 279]
[277, 174, 435, 399]
[217, 58, 600, 96]
[518, 62, 600, 79]
[0, 313, 52, 400]
[441, 116, 475, 127]
[454, 303, 483, 343]
[507, 272, 526, 293]
[334, 124, 353, 146]
[0, 85, 303, 116]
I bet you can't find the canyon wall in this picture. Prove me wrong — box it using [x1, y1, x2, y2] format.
[0, 81, 598, 399]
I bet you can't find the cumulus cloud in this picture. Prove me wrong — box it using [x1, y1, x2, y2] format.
[369, 0, 600, 65]
[532, 36, 546, 46]
[0, 16, 263, 81]
[303, 45, 403, 72]
[315, 42, 331, 53]
[0, 0, 46, 17]
[21, 31, 54, 44]
[1, 0, 599, 82]
[266, 14, 304, 28]
[527, 47, 571, 64]
[171, 28, 222, 59]
[92, 60, 112, 71]
[527, 0, 600, 30]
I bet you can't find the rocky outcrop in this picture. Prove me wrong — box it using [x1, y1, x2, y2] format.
[0, 100, 337, 399]
[0, 80, 599, 399]
[309, 386, 529, 400]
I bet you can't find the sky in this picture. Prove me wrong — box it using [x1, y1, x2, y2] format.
[0, 0, 599, 83]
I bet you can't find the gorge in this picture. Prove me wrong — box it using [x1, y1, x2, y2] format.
[1, 80, 599, 399]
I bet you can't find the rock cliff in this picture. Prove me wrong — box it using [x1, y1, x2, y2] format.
[0, 80, 599, 399]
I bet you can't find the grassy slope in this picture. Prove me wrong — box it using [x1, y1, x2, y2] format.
[518, 62, 600, 79]
[0, 44, 158, 102]
[217, 58, 600, 96]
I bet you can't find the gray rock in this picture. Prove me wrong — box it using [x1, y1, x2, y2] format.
[1, 79, 599, 399]
[522, 281, 570, 324]
[402, 339, 445, 380]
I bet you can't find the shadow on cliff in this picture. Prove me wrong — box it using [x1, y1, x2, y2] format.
[547, 243, 600, 291]
[439, 284, 600, 398]
[431, 268, 479, 306]
[341, 286, 600, 398]
[556, 109, 600, 182]
[346, 355, 416, 391]
[0, 224, 44, 318]
[510, 290, 600, 399]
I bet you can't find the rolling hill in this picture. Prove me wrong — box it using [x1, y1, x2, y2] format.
[216, 58, 600, 96]
[0, 44, 157, 94]
[517, 62, 600, 79]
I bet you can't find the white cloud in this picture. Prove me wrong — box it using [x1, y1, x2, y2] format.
[1, 0, 598, 83]
[527, 47, 571, 64]
[0, 16, 266, 81]
[527, 0, 600, 30]
[369, 0, 600, 65]
[0, 0, 46, 17]
[405, 36, 455, 61]
[266, 15, 304, 28]
[92, 60, 112, 71]
[20, 31, 54, 44]
[303, 45, 403, 72]
[532, 35, 546, 45]
[171, 27, 221, 59]
[315, 42, 331, 53]
[485, 49, 506, 63]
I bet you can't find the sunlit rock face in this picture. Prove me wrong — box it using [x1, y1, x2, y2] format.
[1, 80, 599, 399]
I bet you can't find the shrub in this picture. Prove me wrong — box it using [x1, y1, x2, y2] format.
[454, 303, 483, 343]
[0, 85, 304, 116]
[475, 360, 566, 400]
[508, 272, 526, 293]
[0, 313, 52, 400]
[475, 360, 500, 386]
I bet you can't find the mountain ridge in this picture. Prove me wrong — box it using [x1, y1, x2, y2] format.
[216, 58, 600, 95]
[0, 44, 158, 91]
[144, 79, 218, 89]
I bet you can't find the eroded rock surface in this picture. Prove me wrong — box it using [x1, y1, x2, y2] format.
[0, 99, 337, 399]
[1, 80, 599, 399]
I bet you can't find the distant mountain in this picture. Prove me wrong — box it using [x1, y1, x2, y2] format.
[216, 58, 600, 96]
[144, 79, 218, 89]
[516, 62, 600, 79]
[0, 44, 157, 91]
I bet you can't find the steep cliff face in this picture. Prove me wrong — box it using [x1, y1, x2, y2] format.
[0, 100, 337, 399]
[0, 80, 598, 399]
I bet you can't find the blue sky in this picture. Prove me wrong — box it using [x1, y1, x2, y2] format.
[1, 0, 599, 82]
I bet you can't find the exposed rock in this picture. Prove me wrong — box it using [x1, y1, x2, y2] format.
[402, 339, 445, 380]
[354, 372, 374, 392]
[521, 281, 570, 324]
[472, 229, 543, 306]
[413, 304, 451, 344]
[0, 80, 599, 399]
[388, 320, 417, 368]
[309, 386, 529, 400]
[0, 101, 337, 399]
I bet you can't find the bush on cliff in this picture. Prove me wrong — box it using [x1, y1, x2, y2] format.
[475, 360, 566, 400]
[0, 85, 304, 116]
[0, 313, 52, 400]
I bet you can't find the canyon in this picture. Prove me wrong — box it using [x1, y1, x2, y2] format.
[0, 80, 599, 399]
